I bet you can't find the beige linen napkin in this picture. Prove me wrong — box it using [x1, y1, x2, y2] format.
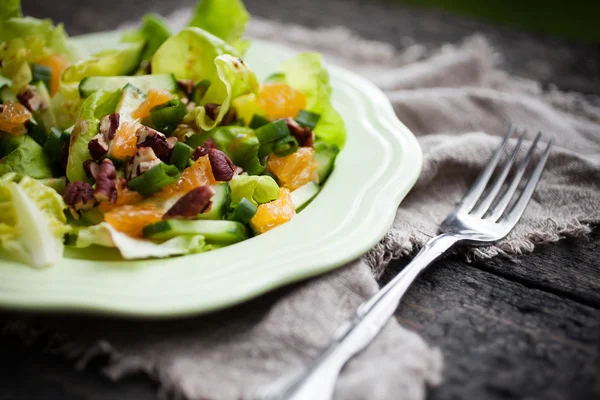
[3, 12, 600, 400]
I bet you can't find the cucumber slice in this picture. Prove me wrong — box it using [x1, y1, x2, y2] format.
[143, 219, 249, 244]
[291, 181, 320, 211]
[31, 80, 57, 135]
[79, 74, 177, 97]
[196, 183, 231, 220]
[313, 141, 339, 183]
[116, 84, 146, 122]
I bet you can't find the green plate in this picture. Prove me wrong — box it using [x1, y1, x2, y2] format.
[0, 31, 422, 318]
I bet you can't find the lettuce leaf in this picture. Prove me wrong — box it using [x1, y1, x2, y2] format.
[75, 222, 207, 259]
[188, 0, 250, 52]
[0, 175, 69, 268]
[0, 135, 53, 179]
[0, 0, 21, 21]
[66, 89, 122, 182]
[184, 55, 259, 130]
[51, 41, 144, 129]
[229, 175, 280, 206]
[279, 53, 346, 148]
[153, 27, 258, 130]
[121, 13, 171, 64]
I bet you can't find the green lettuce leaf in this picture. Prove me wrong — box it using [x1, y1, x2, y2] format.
[0, 0, 21, 21]
[279, 53, 346, 148]
[153, 27, 258, 130]
[0, 175, 69, 268]
[188, 0, 250, 51]
[75, 222, 207, 259]
[0, 135, 53, 179]
[121, 13, 171, 65]
[66, 89, 122, 182]
[229, 175, 280, 206]
[51, 41, 144, 129]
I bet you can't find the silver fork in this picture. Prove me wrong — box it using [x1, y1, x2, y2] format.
[254, 127, 553, 400]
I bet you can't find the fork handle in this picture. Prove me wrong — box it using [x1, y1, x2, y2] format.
[265, 234, 459, 400]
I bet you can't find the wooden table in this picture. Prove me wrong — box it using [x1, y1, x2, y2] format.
[3, 0, 599, 399]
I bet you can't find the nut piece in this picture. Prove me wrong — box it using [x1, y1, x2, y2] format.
[208, 148, 236, 182]
[125, 147, 162, 180]
[204, 103, 221, 121]
[163, 185, 215, 219]
[99, 113, 120, 141]
[191, 138, 217, 161]
[17, 85, 46, 112]
[88, 133, 109, 160]
[285, 118, 314, 148]
[177, 79, 195, 98]
[63, 181, 97, 218]
[93, 159, 118, 204]
[83, 160, 100, 180]
[220, 107, 237, 126]
[136, 125, 176, 162]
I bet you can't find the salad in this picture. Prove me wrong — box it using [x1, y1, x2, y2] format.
[0, 0, 346, 268]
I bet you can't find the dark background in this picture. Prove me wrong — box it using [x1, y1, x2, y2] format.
[3, 1, 600, 399]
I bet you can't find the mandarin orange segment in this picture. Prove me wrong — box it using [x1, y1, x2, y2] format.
[99, 181, 144, 212]
[0, 102, 32, 135]
[131, 88, 176, 120]
[35, 54, 68, 96]
[155, 155, 217, 198]
[250, 188, 295, 234]
[267, 147, 319, 191]
[104, 204, 163, 238]
[256, 83, 306, 120]
[110, 120, 141, 159]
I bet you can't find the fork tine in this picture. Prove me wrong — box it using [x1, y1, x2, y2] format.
[500, 138, 553, 226]
[488, 132, 542, 221]
[458, 126, 516, 212]
[471, 130, 527, 217]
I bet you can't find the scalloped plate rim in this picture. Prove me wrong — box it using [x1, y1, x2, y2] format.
[0, 31, 422, 318]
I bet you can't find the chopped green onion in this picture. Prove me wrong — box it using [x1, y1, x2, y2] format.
[150, 99, 186, 135]
[249, 114, 270, 129]
[127, 163, 180, 196]
[226, 198, 258, 224]
[295, 110, 321, 130]
[273, 135, 299, 157]
[31, 64, 52, 92]
[169, 141, 193, 171]
[258, 141, 274, 160]
[192, 80, 211, 104]
[27, 119, 47, 146]
[244, 149, 266, 175]
[254, 119, 290, 144]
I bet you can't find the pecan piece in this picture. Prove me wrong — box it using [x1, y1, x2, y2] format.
[208, 148, 236, 181]
[136, 126, 176, 162]
[220, 107, 237, 126]
[285, 118, 314, 148]
[163, 185, 215, 219]
[192, 145, 208, 161]
[93, 159, 118, 204]
[204, 103, 220, 120]
[125, 147, 162, 180]
[83, 160, 100, 180]
[177, 79, 195, 98]
[88, 133, 109, 160]
[63, 181, 97, 218]
[191, 138, 217, 161]
[17, 85, 46, 112]
[99, 113, 120, 141]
